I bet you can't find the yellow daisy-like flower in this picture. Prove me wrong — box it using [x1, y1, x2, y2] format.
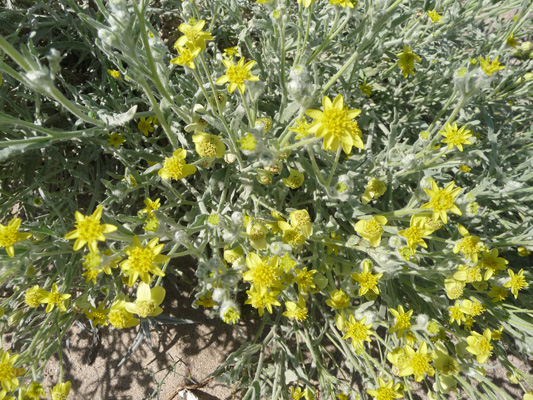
[439, 122, 473, 152]
[0, 218, 31, 257]
[21, 381, 47, 399]
[351, 260, 383, 297]
[478, 248, 508, 280]
[341, 315, 373, 351]
[420, 179, 462, 224]
[170, 46, 201, 69]
[245, 286, 281, 317]
[506, 34, 519, 48]
[504, 269, 528, 299]
[141, 198, 161, 216]
[24, 285, 46, 308]
[192, 131, 226, 159]
[398, 214, 432, 250]
[196, 291, 218, 308]
[478, 56, 505, 76]
[448, 301, 466, 325]
[427, 10, 443, 23]
[84, 302, 110, 327]
[125, 282, 166, 318]
[246, 221, 268, 250]
[433, 342, 461, 376]
[325, 289, 350, 309]
[50, 381, 71, 400]
[223, 46, 240, 59]
[396, 45, 422, 78]
[287, 209, 313, 238]
[452, 225, 482, 263]
[138, 117, 154, 136]
[366, 377, 404, 400]
[108, 294, 140, 329]
[243, 252, 282, 290]
[108, 132, 125, 148]
[399, 341, 435, 382]
[120, 236, 169, 287]
[40, 283, 71, 313]
[389, 305, 413, 338]
[237, 132, 257, 151]
[107, 69, 120, 79]
[305, 94, 362, 154]
[289, 117, 313, 140]
[354, 215, 388, 247]
[0, 350, 24, 393]
[216, 57, 260, 94]
[283, 295, 308, 321]
[158, 149, 197, 181]
[282, 169, 305, 189]
[294, 267, 317, 293]
[361, 178, 387, 205]
[359, 82, 372, 97]
[487, 284, 508, 302]
[64, 205, 116, 253]
[466, 328, 493, 363]
[174, 20, 213, 51]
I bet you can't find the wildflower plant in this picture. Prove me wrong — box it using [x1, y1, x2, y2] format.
[0, 0, 532, 399]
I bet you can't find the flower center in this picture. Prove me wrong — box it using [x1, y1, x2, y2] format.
[510, 275, 527, 291]
[357, 272, 378, 291]
[376, 387, 397, 400]
[136, 300, 157, 318]
[77, 218, 101, 242]
[430, 191, 453, 211]
[396, 314, 411, 330]
[410, 354, 431, 376]
[405, 226, 423, 242]
[0, 226, 18, 246]
[251, 262, 277, 287]
[346, 322, 368, 341]
[197, 139, 218, 157]
[323, 108, 349, 137]
[227, 65, 248, 84]
[458, 237, 480, 256]
[49, 292, 64, 305]
[0, 362, 15, 381]
[129, 247, 155, 273]
[474, 338, 493, 355]
[364, 220, 384, 236]
[109, 310, 127, 328]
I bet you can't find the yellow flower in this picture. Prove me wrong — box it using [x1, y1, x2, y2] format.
[243, 253, 282, 289]
[439, 122, 473, 152]
[40, 283, 71, 313]
[504, 269, 528, 299]
[389, 305, 413, 338]
[237, 132, 257, 151]
[361, 178, 387, 204]
[487, 285, 508, 302]
[0, 350, 24, 393]
[453, 225, 482, 262]
[460, 298, 485, 317]
[478, 248, 508, 280]
[506, 34, 519, 48]
[297, 0, 317, 7]
[107, 69, 120, 79]
[466, 329, 493, 363]
[283, 295, 308, 321]
[224, 247, 243, 265]
[294, 267, 317, 293]
[282, 169, 305, 189]
[291, 387, 304, 400]
[288, 210, 313, 238]
[138, 117, 154, 136]
[453, 264, 482, 283]
[448, 301, 466, 325]
[125, 282, 165, 318]
[399, 341, 435, 382]
[278, 221, 306, 247]
[359, 82, 372, 97]
[398, 214, 432, 250]
[326, 289, 350, 309]
[216, 57, 259, 94]
[341, 315, 373, 351]
[396, 45, 422, 78]
[433, 342, 461, 376]
[306, 94, 362, 154]
[196, 291, 218, 308]
[366, 377, 404, 400]
[107, 132, 125, 148]
[427, 10, 443, 23]
[158, 149, 197, 181]
[24, 285, 46, 308]
[246, 221, 268, 250]
[478, 56, 505, 76]
[352, 260, 382, 297]
[170, 45, 201, 69]
[223, 46, 240, 59]
[64, 205, 116, 252]
[20, 381, 46, 400]
[517, 246, 531, 257]
[245, 286, 280, 317]
[120, 236, 169, 287]
[289, 117, 313, 140]
[222, 307, 240, 325]
[420, 179, 462, 224]
[108, 294, 139, 329]
[459, 164, 471, 172]
[174, 20, 213, 51]
[445, 277, 465, 300]
[84, 303, 109, 327]
[329, 0, 355, 8]
[192, 132, 226, 159]
[0, 218, 32, 257]
[141, 198, 161, 216]
[50, 382, 71, 400]
[354, 216, 388, 247]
